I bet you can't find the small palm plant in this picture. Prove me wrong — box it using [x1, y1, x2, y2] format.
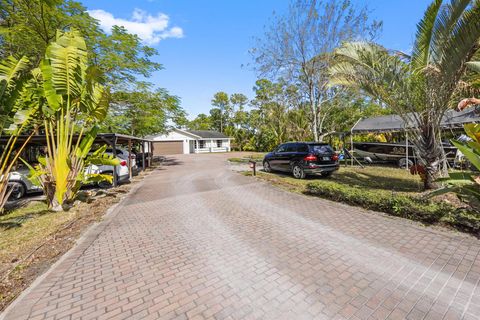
[28, 30, 117, 211]
[329, 0, 480, 189]
[0, 56, 37, 213]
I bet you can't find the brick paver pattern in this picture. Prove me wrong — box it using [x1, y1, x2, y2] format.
[2, 153, 480, 320]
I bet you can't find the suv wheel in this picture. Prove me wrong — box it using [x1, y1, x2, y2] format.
[263, 161, 272, 173]
[8, 182, 26, 200]
[292, 164, 306, 179]
[398, 158, 413, 169]
[97, 171, 114, 189]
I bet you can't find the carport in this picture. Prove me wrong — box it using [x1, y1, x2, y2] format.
[348, 106, 480, 166]
[97, 134, 154, 186]
[0, 133, 154, 187]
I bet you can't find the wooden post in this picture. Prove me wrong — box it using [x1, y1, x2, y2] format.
[141, 140, 146, 171]
[249, 160, 256, 176]
[405, 130, 409, 170]
[148, 142, 152, 167]
[128, 139, 132, 179]
[350, 133, 354, 167]
[350, 118, 362, 167]
[112, 137, 118, 187]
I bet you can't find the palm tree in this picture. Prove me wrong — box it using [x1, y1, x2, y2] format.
[330, 0, 480, 189]
[28, 29, 112, 210]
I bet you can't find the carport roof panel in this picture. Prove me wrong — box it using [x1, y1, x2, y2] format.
[0, 133, 154, 145]
[352, 114, 406, 132]
[352, 106, 480, 133]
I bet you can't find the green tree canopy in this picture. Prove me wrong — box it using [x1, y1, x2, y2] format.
[188, 113, 212, 130]
[0, 0, 162, 88]
[100, 88, 185, 137]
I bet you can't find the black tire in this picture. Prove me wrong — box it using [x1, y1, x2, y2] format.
[263, 161, 272, 173]
[398, 158, 413, 169]
[8, 181, 26, 200]
[292, 164, 306, 179]
[97, 171, 113, 189]
[321, 171, 333, 178]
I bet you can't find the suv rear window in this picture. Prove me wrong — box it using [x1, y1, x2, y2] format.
[297, 144, 309, 153]
[285, 143, 297, 152]
[310, 144, 334, 153]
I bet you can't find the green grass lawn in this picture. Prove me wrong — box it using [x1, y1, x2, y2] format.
[244, 166, 480, 234]
[0, 202, 65, 264]
[246, 165, 423, 193]
[228, 153, 266, 163]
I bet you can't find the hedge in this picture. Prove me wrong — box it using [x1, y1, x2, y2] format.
[305, 181, 480, 233]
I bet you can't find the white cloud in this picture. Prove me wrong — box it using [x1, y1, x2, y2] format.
[88, 8, 184, 45]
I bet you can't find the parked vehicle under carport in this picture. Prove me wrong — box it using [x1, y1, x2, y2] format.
[7, 167, 43, 200]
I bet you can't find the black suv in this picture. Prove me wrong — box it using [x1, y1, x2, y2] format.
[263, 142, 339, 179]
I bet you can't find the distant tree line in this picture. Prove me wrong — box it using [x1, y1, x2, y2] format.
[187, 80, 391, 152]
[189, 0, 480, 191]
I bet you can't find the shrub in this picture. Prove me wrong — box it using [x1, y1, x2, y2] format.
[305, 181, 479, 232]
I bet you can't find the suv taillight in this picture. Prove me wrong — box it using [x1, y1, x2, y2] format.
[303, 154, 317, 161]
[120, 160, 127, 166]
[332, 154, 339, 161]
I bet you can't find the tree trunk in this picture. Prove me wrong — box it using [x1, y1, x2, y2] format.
[44, 182, 64, 211]
[311, 101, 319, 142]
[414, 122, 443, 190]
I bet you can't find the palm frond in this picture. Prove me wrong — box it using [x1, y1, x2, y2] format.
[330, 42, 412, 113]
[410, 0, 443, 70]
[0, 56, 30, 107]
[436, 1, 480, 83]
[41, 29, 87, 110]
[80, 83, 109, 122]
[467, 61, 480, 73]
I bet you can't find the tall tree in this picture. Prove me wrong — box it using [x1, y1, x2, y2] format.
[101, 88, 184, 137]
[252, 0, 381, 141]
[0, 0, 162, 88]
[330, 0, 480, 189]
[26, 30, 113, 210]
[211, 92, 230, 132]
[230, 93, 248, 112]
[250, 79, 291, 149]
[188, 113, 212, 130]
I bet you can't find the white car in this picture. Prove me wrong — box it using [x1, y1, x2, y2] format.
[86, 152, 131, 186]
[6, 150, 133, 200]
[106, 148, 138, 175]
[7, 167, 43, 200]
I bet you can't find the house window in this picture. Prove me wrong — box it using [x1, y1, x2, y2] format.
[198, 140, 205, 149]
[216, 140, 222, 148]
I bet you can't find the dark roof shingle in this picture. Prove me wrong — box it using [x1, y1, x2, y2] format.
[186, 130, 230, 139]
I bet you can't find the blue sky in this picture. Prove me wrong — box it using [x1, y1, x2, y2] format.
[81, 0, 431, 119]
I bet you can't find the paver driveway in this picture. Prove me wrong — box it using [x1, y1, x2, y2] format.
[2, 153, 480, 320]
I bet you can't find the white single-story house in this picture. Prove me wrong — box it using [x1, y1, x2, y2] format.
[146, 129, 232, 155]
